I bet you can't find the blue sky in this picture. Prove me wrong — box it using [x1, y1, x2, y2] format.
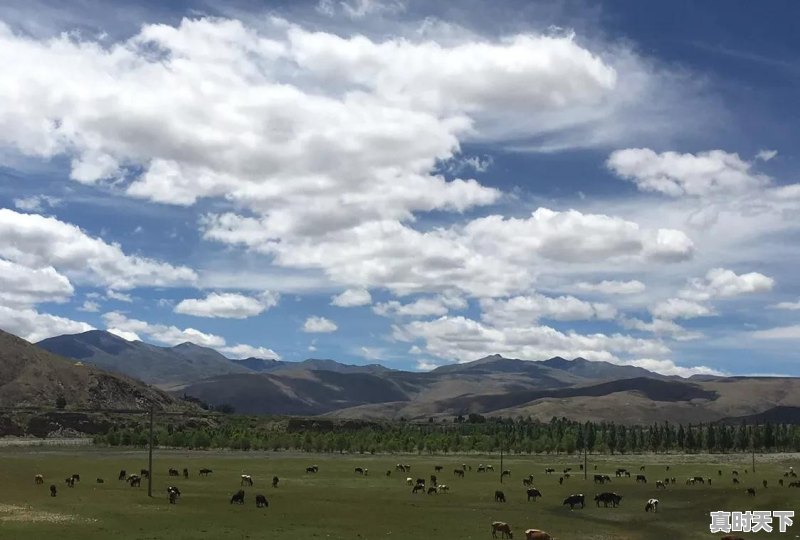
[1, 0, 799, 376]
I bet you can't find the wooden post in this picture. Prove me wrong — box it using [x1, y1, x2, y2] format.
[500, 443, 504, 484]
[148, 405, 154, 498]
[584, 445, 588, 480]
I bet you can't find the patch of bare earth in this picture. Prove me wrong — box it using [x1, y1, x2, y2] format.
[0, 503, 96, 524]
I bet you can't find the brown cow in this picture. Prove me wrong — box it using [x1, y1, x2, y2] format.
[491, 521, 513, 539]
[524, 529, 553, 540]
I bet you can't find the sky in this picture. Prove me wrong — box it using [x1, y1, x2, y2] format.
[1, 0, 799, 376]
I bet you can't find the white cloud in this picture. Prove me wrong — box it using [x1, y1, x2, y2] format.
[572, 279, 646, 295]
[0, 305, 93, 342]
[78, 300, 100, 312]
[374, 294, 467, 318]
[0, 258, 74, 307]
[619, 316, 702, 341]
[102, 311, 226, 348]
[220, 343, 281, 360]
[106, 290, 133, 302]
[607, 149, 769, 197]
[303, 316, 338, 333]
[331, 288, 372, 307]
[393, 315, 670, 364]
[651, 298, 714, 320]
[107, 328, 141, 341]
[770, 299, 800, 311]
[13, 194, 60, 212]
[480, 294, 616, 325]
[0, 209, 197, 289]
[624, 358, 723, 377]
[755, 149, 777, 162]
[750, 325, 800, 340]
[174, 291, 279, 319]
[680, 268, 774, 302]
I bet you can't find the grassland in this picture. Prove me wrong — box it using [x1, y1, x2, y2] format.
[0, 447, 797, 540]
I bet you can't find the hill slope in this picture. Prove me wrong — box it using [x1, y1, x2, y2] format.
[0, 329, 183, 410]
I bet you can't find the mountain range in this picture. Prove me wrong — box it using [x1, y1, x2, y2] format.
[29, 329, 800, 424]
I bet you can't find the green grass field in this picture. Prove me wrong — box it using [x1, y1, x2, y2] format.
[0, 447, 797, 539]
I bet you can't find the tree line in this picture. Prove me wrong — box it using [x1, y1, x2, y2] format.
[93, 415, 800, 454]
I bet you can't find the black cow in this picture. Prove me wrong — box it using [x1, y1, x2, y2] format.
[169, 468, 179, 477]
[50, 484, 57, 497]
[272, 476, 279, 488]
[118, 469, 127, 481]
[183, 468, 189, 479]
[416, 478, 425, 487]
[412, 484, 425, 494]
[355, 467, 365, 475]
[306, 466, 318, 474]
[559, 476, 564, 485]
[434, 465, 443, 472]
[763, 480, 768, 488]
[427, 486, 437, 495]
[494, 490, 506, 503]
[128, 475, 141, 487]
[594, 474, 606, 484]
[430, 475, 437, 486]
[96, 478, 104, 484]
[256, 494, 268, 508]
[595, 492, 622, 508]
[140, 469, 149, 479]
[454, 469, 464, 477]
[167, 486, 181, 504]
[526, 488, 542, 501]
[563, 493, 585, 509]
[502, 469, 511, 478]
[230, 490, 245, 504]
[65, 477, 75, 488]
[746, 488, 756, 496]
[199, 468, 213, 477]
[636, 475, 647, 483]
[545, 468, 555, 474]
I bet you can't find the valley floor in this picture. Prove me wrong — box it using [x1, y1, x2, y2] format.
[0, 447, 797, 540]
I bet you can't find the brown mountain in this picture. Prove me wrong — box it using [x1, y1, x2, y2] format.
[0, 329, 184, 411]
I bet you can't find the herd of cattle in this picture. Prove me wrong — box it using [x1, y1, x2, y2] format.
[30, 460, 798, 538]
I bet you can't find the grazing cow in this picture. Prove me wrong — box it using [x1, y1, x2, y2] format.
[690, 476, 705, 484]
[434, 465, 443, 472]
[615, 468, 627, 477]
[563, 493, 585, 509]
[491, 521, 513, 539]
[789, 481, 800, 488]
[462, 464, 467, 471]
[593, 474, 606, 484]
[50, 484, 57, 497]
[412, 484, 425, 494]
[640, 466, 645, 471]
[762, 480, 768, 488]
[427, 486, 437, 495]
[559, 477, 563, 485]
[778, 479, 784, 487]
[494, 490, 506, 503]
[167, 486, 180, 504]
[96, 478, 104, 484]
[140, 469, 149, 479]
[363, 469, 369, 476]
[708, 478, 712, 485]
[645, 498, 659, 513]
[241, 475, 254, 486]
[477, 465, 486, 473]
[718, 469, 723, 476]
[746, 488, 756, 496]
[636, 474, 647, 484]
[502, 470, 511, 478]
[406, 477, 414, 486]
[128, 475, 141, 487]
[199, 468, 213, 477]
[595, 492, 622, 508]
[430, 474, 437, 486]
[306, 466, 318, 474]
[416, 478, 425, 487]
[454, 469, 464, 477]
[732, 470, 739, 476]
[71, 474, 80, 483]
[169, 468, 179, 477]
[563, 467, 572, 473]
[486, 465, 494, 471]
[733, 478, 740, 485]
[256, 494, 268, 508]
[437, 484, 449, 493]
[183, 468, 189, 479]
[526, 488, 542, 501]
[386, 470, 391, 477]
[545, 468, 555, 474]
[65, 477, 75, 488]
[272, 476, 279, 488]
[118, 469, 127, 481]
[230, 489, 245, 504]
[670, 477, 676, 485]
[524, 530, 553, 540]
[656, 480, 666, 489]
[354, 467, 365, 475]
[35, 474, 44, 485]
[522, 478, 532, 487]
[666, 465, 670, 471]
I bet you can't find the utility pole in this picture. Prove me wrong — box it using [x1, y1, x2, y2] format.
[751, 428, 756, 474]
[500, 442, 504, 484]
[584, 445, 588, 481]
[148, 404, 154, 498]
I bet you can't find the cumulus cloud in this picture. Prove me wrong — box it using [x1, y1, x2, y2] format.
[107, 328, 141, 341]
[607, 149, 769, 197]
[374, 294, 467, 318]
[0, 305, 93, 342]
[480, 294, 616, 326]
[0, 258, 74, 308]
[331, 288, 372, 307]
[755, 149, 777, 162]
[680, 268, 774, 302]
[106, 290, 133, 302]
[619, 316, 702, 341]
[220, 343, 281, 360]
[78, 300, 100, 312]
[303, 316, 338, 333]
[0, 209, 197, 289]
[13, 194, 60, 212]
[572, 279, 646, 295]
[103, 311, 226, 347]
[651, 298, 714, 320]
[174, 291, 279, 319]
[770, 299, 800, 311]
[623, 358, 723, 377]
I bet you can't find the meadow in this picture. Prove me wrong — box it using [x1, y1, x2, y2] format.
[0, 447, 797, 540]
